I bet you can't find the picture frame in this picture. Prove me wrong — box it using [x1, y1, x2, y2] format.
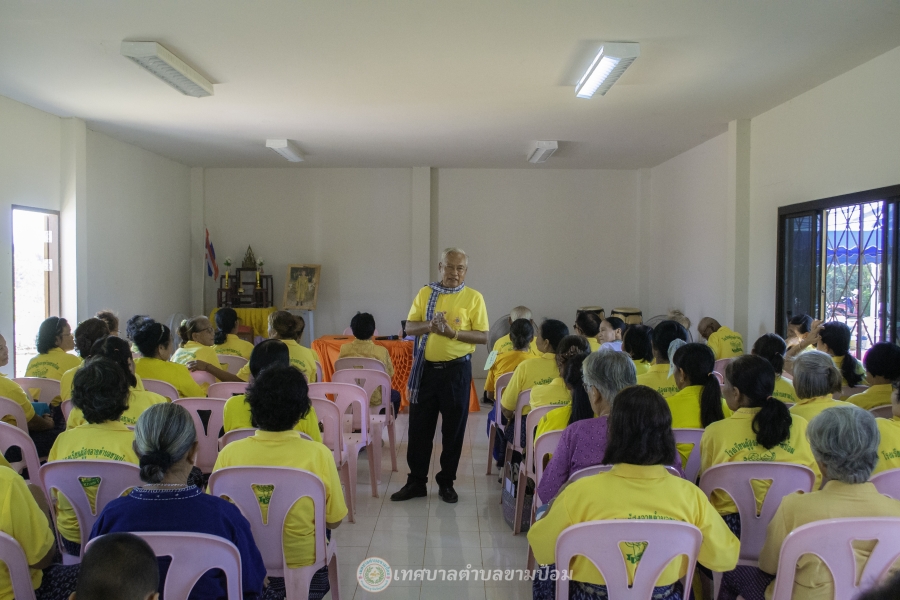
[283, 264, 321, 310]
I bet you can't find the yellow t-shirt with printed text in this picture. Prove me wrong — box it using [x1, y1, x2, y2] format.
[213, 334, 255, 360]
[222, 394, 322, 443]
[237, 339, 319, 383]
[25, 348, 82, 404]
[773, 375, 799, 404]
[134, 357, 205, 398]
[61, 367, 147, 402]
[631, 359, 651, 377]
[529, 377, 571, 409]
[637, 363, 679, 398]
[707, 326, 744, 360]
[500, 353, 559, 413]
[874, 417, 900, 475]
[848, 384, 892, 411]
[407, 286, 489, 362]
[171, 342, 223, 391]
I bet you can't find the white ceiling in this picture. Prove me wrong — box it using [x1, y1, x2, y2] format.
[1, 1, 899, 169]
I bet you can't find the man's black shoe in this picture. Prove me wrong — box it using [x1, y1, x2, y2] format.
[390, 482, 427, 502]
[438, 485, 458, 503]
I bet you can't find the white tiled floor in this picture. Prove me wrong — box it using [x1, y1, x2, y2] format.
[323, 380, 533, 600]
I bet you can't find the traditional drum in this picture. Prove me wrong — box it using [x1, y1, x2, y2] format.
[610, 307, 643, 324]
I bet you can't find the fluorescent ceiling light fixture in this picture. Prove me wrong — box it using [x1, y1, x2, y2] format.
[120, 41, 213, 97]
[266, 139, 304, 162]
[527, 141, 558, 164]
[575, 42, 640, 98]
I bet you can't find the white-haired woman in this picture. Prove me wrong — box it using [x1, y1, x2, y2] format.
[789, 350, 845, 422]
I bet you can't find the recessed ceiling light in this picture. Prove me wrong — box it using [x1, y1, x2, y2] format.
[266, 139, 304, 162]
[121, 41, 213, 97]
[527, 141, 558, 164]
[575, 42, 640, 99]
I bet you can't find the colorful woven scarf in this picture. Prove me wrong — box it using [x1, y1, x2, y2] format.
[407, 281, 466, 404]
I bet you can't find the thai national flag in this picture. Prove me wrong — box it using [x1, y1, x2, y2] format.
[205, 229, 219, 280]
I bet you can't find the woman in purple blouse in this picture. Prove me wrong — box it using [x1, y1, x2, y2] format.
[537, 351, 637, 502]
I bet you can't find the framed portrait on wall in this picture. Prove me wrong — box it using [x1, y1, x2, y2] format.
[283, 264, 321, 310]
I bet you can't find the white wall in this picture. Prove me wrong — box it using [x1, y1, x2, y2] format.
[85, 129, 192, 322]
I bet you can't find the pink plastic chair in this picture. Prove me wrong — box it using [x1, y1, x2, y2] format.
[513, 404, 555, 534]
[870, 405, 893, 419]
[836, 384, 868, 400]
[86, 532, 243, 600]
[333, 357, 386, 373]
[191, 370, 217, 387]
[207, 382, 249, 399]
[13, 377, 61, 404]
[555, 520, 702, 600]
[770, 517, 900, 600]
[502, 390, 532, 477]
[0, 531, 37, 600]
[0, 422, 44, 492]
[173, 398, 226, 473]
[672, 428, 705, 482]
[141, 379, 179, 402]
[308, 382, 378, 499]
[60, 399, 73, 422]
[870, 469, 900, 500]
[713, 358, 735, 375]
[699, 462, 816, 596]
[0, 396, 29, 432]
[40, 460, 142, 564]
[331, 369, 397, 479]
[218, 428, 257, 451]
[217, 354, 248, 374]
[533, 430, 563, 502]
[315, 361, 322, 383]
[486, 372, 514, 476]
[208, 466, 341, 600]
[311, 398, 354, 523]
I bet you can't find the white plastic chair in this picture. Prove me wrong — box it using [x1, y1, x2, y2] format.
[513, 404, 555, 535]
[555, 520, 702, 600]
[485, 372, 513, 476]
[0, 397, 29, 432]
[40, 460, 142, 564]
[207, 382, 249, 399]
[191, 370, 217, 387]
[331, 368, 397, 480]
[13, 378, 61, 404]
[0, 531, 37, 600]
[0, 422, 44, 493]
[672, 428, 705, 482]
[218, 428, 257, 451]
[209, 466, 341, 600]
[311, 398, 355, 523]
[870, 469, 900, 500]
[173, 398, 226, 473]
[142, 379, 179, 402]
[770, 517, 900, 600]
[217, 354, 248, 374]
[86, 532, 244, 600]
[333, 357, 386, 373]
[870, 405, 894, 419]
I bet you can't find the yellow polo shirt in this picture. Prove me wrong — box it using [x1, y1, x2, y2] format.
[631, 359, 651, 377]
[789, 395, 845, 423]
[134, 357, 205, 398]
[222, 394, 322, 443]
[212, 430, 348, 567]
[874, 417, 900, 475]
[666, 385, 732, 468]
[528, 464, 740, 585]
[408, 286, 489, 362]
[587, 338, 600, 352]
[0, 466, 55, 600]
[66, 388, 168, 429]
[501, 353, 559, 413]
[0, 374, 34, 425]
[485, 350, 532, 394]
[47, 421, 139, 543]
[25, 348, 82, 382]
[214, 334, 255, 360]
[337, 339, 395, 406]
[530, 378, 571, 409]
[707, 326, 744, 360]
[172, 342, 223, 371]
[535, 405, 573, 438]
[236, 339, 319, 383]
[773, 376, 799, 404]
[700, 408, 820, 514]
[847, 384, 892, 411]
[637, 363, 679, 398]
[492, 334, 540, 357]
[759, 481, 900, 600]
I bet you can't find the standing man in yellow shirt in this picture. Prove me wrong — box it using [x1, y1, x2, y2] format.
[391, 248, 489, 504]
[699, 317, 745, 359]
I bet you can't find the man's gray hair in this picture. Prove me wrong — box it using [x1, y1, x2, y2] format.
[807, 405, 880, 483]
[134, 403, 196, 484]
[582, 350, 637, 405]
[509, 306, 532, 321]
[793, 350, 842, 399]
[441, 247, 468, 263]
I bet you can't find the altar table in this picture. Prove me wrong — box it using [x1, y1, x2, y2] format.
[209, 307, 277, 338]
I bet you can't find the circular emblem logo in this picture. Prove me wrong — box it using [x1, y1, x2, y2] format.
[357, 557, 392, 592]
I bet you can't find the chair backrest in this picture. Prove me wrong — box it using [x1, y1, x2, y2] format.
[60, 399, 73, 422]
[141, 379, 179, 402]
[0, 531, 37, 600]
[207, 382, 249, 399]
[311, 398, 345, 464]
[172, 398, 226, 473]
[40, 460, 142, 551]
[770, 517, 900, 600]
[511, 390, 532, 453]
[524, 405, 556, 477]
[567, 464, 680, 484]
[333, 357, 386, 373]
[870, 405, 894, 420]
[699, 462, 816, 561]
[0, 422, 44, 491]
[836, 384, 868, 400]
[494, 372, 514, 409]
[672, 428, 705, 482]
[308, 382, 369, 445]
[0, 396, 28, 432]
[315, 361, 322, 383]
[86, 531, 243, 600]
[217, 355, 248, 374]
[208, 466, 327, 578]
[191, 370, 217, 387]
[713, 358, 735, 374]
[332, 369, 392, 431]
[12, 378, 60, 404]
[555, 520, 702, 600]
[533, 430, 563, 502]
[218, 428, 257, 451]
[870, 469, 900, 500]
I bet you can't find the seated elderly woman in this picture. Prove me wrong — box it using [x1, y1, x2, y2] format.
[91, 403, 266, 599]
[535, 351, 636, 502]
[788, 350, 846, 423]
[758, 405, 900, 600]
[528, 385, 740, 600]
